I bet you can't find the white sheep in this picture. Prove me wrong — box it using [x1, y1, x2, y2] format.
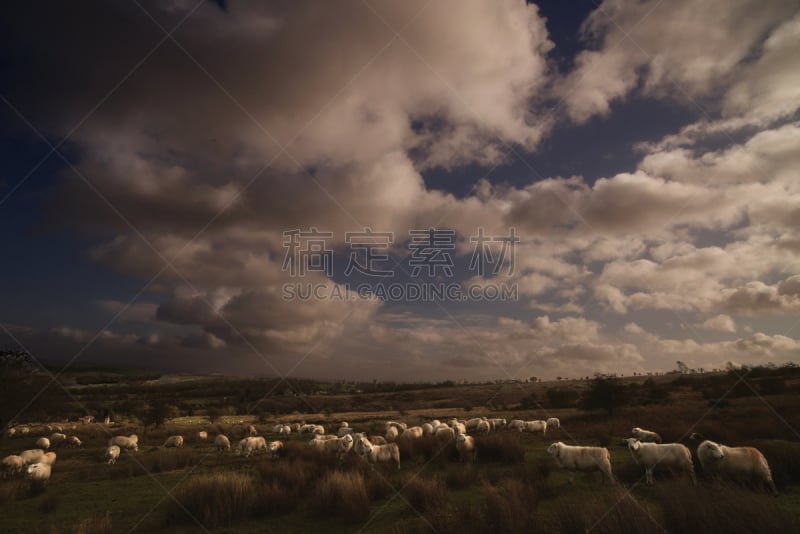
[385, 421, 407, 433]
[6, 428, 17, 438]
[435, 425, 455, 441]
[338, 434, 354, 458]
[456, 434, 477, 462]
[105, 445, 120, 465]
[488, 418, 507, 430]
[54, 425, 63, 433]
[197, 431, 208, 441]
[215, 434, 231, 451]
[353, 434, 371, 456]
[20, 449, 45, 465]
[631, 427, 662, 444]
[19, 426, 30, 436]
[65, 435, 82, 448]
[625, 438, 695, 485]
[109, 434, 139, 453]
[35, 437, 51, 450]
[399, 426, 424, 441]
[422, 423, 434, 437]
[364, 442, 401, 470]
[163, 435, 184, 448]
[369, 435, 387, 445]
[272, 424, 284, 433]
[40, 452, 57, 465]
[465, 418, 483, 431]
[337, 427, 354, 438]
[312, 425, 325, 436]
[1, 455, 24, 478]
[509, 419, 526, 432]
[385, 426, 399, 442]
[50, 433, 67, 445]
[245, 437, 268, 457]
[26, 462, 52, 485]
[476, 420, 491, 434]
[452, 422, 467, 435]
[524, 420, 547, 436]
[278, 425, 291, 435]
[267, 440, 284, 458]
[696, 440, 777, 495]
[546, 418, 560, 431]
[290, 423, 301, 433]
[547, 442, 614, 484]
[247, 424, 257, 436]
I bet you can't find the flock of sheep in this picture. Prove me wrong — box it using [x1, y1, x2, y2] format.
[1, 416, 779, 496]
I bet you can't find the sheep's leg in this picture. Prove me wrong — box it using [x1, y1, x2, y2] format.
[645, 467, 653, 485]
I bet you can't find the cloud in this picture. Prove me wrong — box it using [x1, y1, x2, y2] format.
[699, 314, 736, 333]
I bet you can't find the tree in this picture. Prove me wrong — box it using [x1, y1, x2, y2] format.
[676, 361, 689, 374]
[141, 400, 179, 428]
[580, 376, 627, 416]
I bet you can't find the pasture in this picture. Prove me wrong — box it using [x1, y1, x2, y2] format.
[1, 370, 800, 533]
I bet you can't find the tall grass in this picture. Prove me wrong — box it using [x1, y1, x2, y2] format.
[310, 470, 370, 523]
[402, 476, 448, 514]
[165, 472, 254, 528]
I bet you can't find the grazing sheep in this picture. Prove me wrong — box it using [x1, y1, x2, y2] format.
[105, 445, 120, 465]
[488, 418, 507, 430]
[247, 424, 257, 436]
[272, 424, 284, 433]
[245, 437, 268, 457]
[435, 425, 455, 441]
[547, 442, 614, 484]
[631, 427, 662, 444]
[364, 442, 401, 470]
[340, 421, 349, 428]
[422, 423, 434, 437]
[26, 462, 52, 485]
[19, 426, 31, 436]
[337, 427, 354, 438]
[54, 425, 63, 433]
[66, 435, 82, 448]
[50, 433, 67, 445]
[456, 434, 477, 462]
[312, 425, 325, 436]
[78, 416, 94, 425]
[696, 440, 777, 495]
[43, 425, 53, 433]
[546, 418, 560, 431]
[109, 434, 139, 453]
[40, 452, 57, 465]
[20, 449, 45, 465]
[35, 437, 51, 450]
[1, 455, 24, 479]
[524, 420, 547, 436]
[509, 419, 526, 432]
[308, 436, 330, 452]
[290, 423, 301, 433]
[197, 431, 208, 441]
[452, 422, 467, 435]
[267, 440, 285, 459]
[215, 434, 231, 452]
[385, 426, 399, 442]
[625, 438, 695, 485]
[163, 435, 184, 448]
[465, 418, 484, 431]
[476, 420, 491, 434]
[299, 424, 316, 435]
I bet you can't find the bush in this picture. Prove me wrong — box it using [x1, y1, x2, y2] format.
[310, 471, 370, 523]
[166, 472, 254, 528]
[546, 388, 579, 408]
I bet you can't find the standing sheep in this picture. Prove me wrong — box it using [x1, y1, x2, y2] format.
[105, 445, 120, 465]
[197, 431, 208, 441]
[509, 420, 526, 432]
[267, 440, 285, 459]
[364, 442, 401, 470]
[65, 435, 82, 448]
[163, 435, 184, 448]
[247, 424, 257, 436]
[625, 438, 695, 485]
[20, 449, 45, 465]
[50, 433, 67, 446]
[422, 423, 434, 437]
[215, 434, 231, 452]
[35, 437, 51, 450]
[26, 462, 52, 487]
[435, 425, 455, 442]
[631, 427, 662, 444]
[476, 420, 491, 434]
[40, 452, 57, 465]
[1, 455, 25, 479]
[546, 418, 561, 431]
[385, 426, 399, 443]
[546, 442, 614, 484]
[524, 420, 547, 436]
[109, 434, 139, 453]
[696, 440, 777, 495]
[456, 434, 477, 462]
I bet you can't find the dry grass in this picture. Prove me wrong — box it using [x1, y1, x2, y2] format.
[310, 470, 370, 523]
[165, 472, 254, 528]
[402, 476, 448, 514]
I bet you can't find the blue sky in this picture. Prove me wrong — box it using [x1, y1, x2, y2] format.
[1, 0, 799, 380]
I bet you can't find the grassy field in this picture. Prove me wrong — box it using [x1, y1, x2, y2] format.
[2, 372, 800, 533]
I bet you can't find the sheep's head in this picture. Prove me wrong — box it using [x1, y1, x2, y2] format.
[26, 463, 41, 474]
[625, 438, 641, 451]
[702, 441, 724, 459]
[364, 444, 374, 455]
[457, 434, 466, 443]
[631, 427, 642, 436]
[342, 434, 354, 443]
[546, 442, 562, 456]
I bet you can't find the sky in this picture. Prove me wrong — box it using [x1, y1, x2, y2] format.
[1, 0, 799, 381]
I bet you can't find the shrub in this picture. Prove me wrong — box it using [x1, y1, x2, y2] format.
[310, 471, 370, 523]
[402, 476, 448, 514]
[166, 472, 254, 528]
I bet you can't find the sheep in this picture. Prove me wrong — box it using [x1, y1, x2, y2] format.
[105, 445, 120, 465]
[340, 421, 349, 428]
[246, 437, 268, 457]
[546, 418, 560, 431]
[35, 437, 51, 450]
[452, 422, 467, 435]
[103, 416, 111, 425]
[631, 427, 662, 444]
[385, 421, 407, 433]
[364, 442, 401, 470]
[354, 434, 371, 456]
[456, 434, 477, 462]
[197, 431, 208, 441]
[337, 427, 354, 438]
[109, 434, 139, 453]
[6, 427, 17, 438]
[78, 415, 94, 425]
[465, 418, 483, 431]
[40, 452, 57, 465]
[308, 437, 328, 452]
[1, 455, 25, 479]
[19, 426, 30, 436]
[43, 424, 53, 433]
[26, 462, 52, 486]
[369, 435, 387, 445]
[422, 423, 434, 437]
[215, 434, 231, 452]
[488, 418, 507, 430]
[312, 425, 325, 436]
[625, 438, 695, 486]
[163, 435, 184, 448]
[50, 433, 67, 445]
[524, 420, 547, 436]
[476, 420, 491, 434]
[20, 449, 45, 465]
[299, 424, 317, 435]
[272, 424, 284, 433]
[509, 419, 526, 432]
[385, 426, 399, 442]
[290, 423, 301, 433]
[267, 440, 284, 459]
[65, 435, 82, 448]
[435, 425, 455, 441]
[278, 425, 291, 435]
[338, 434, 354, 458]
[247, 424, 257, 436]
[546, 442, 614, 484]
[696, 440, 777, 495]
[54, 425, 63, 433]
[399, 426, 424, 442]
